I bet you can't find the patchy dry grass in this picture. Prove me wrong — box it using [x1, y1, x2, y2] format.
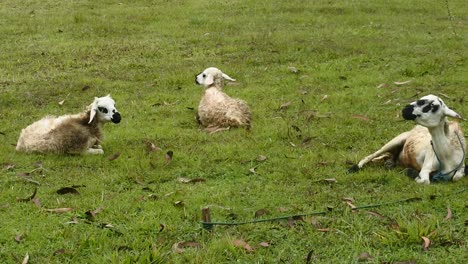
[1, 0, 467, 263]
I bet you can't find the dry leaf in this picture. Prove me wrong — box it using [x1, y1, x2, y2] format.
[32, 198, 41, 208]
[174, 200, 184, 207]
[56, 187, 80, 195]
[108, 153, 121, 161]
[279, 101, 292, 110]
[316, 228, 331, 232]
[66, 216, 79, 224]
[443, 207, 452, 221]
[365, 210, 386, 219]
[165, 151, 173, 165]
[394, 80, 412, 85]
[259, 241, 270, 247]
[44, 208, 73, 213]
[345, 201, 357, 210]
[422, 236, 430, 251]
[321, 95, 328, 101]
[85, 207, 103, 220]
[14, 234, 23, 243]
[58, 100, 65, 105]
[233, 239, 254, 252]
[53, 248, 66, 255]
[22, 253, 29, 264]
[288, 66, 299, 73]
[254, 209, 270, 218]
[172, 241, 200, 253]
[351, 114, 370, 122]
[257, 155, 267, 162]
[249, 167, 256, 174]
[376, 83, 387, 89]
[17, 188, 38, 202]
[3, 162, 15, 170]
[357, 252, 373, 261]
[178, 177, 206, 184]
[145, 140, 161, 152]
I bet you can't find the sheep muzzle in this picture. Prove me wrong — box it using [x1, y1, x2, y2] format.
[402, 105, 417, 121]
[112, 112, 121, 124]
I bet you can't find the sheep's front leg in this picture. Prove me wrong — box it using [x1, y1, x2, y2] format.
[352, 132, 410, 172]
[85, 148, 104, 155]
[415, 154, 436, 184]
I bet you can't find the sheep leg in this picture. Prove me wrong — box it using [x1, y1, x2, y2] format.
[92, 144, 103, 149]
[452, 167, 465, 181]
[357, 131, 411, 169]
[85, 148, 104, 155]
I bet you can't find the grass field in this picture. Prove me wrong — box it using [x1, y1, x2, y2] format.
[1, 0, 467, 263]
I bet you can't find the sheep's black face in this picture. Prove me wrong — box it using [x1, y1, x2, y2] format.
[112, 112, 121, 124]
[402, 105, 417, 120]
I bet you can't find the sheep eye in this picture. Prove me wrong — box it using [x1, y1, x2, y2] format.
[202, 74, 206, 78]
[98, 107, 108, 114]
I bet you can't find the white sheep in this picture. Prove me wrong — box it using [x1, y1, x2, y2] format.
[195, 67, 252, 132]
[349, 94, 466, 184]
[16, 95, 121, 155]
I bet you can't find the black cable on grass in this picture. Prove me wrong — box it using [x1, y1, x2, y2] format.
[445, 0, 458, 37]
[201, 188, 468, 230]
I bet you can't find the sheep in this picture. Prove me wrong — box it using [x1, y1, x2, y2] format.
[195, 67, 252, 133]
[349, 94, 466, 184]
[16, 95, 121, 155]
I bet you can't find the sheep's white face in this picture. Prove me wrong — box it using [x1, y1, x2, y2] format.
[89, 95, 121, 124]
[195, 67, 236, 88]
[402, 94, 461, 128]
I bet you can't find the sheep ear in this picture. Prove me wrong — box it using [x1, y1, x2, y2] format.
[444, 106, 463, 120]
[88, 97, 99, 124]
[205, 74, 214, 86]
[222, 73, 236, 82]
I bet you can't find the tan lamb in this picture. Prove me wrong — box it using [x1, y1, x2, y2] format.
[16, 95, 121, 154]
[349, 94, 466, 184]
[195, 67, 251, 133]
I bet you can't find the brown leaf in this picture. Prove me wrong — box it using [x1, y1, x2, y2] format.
[443, 207, 452, 221]
[351, 114, 370, 122]
[365, 210, 386, 219]
[53, 248, 66, 255]
[259, 241, 270, 247]
[321, 95, 328, 101]
[233, 239, 254, 252]
[3, 162, 15, 170]
[145, 140, 161, 152]
[32, 198, 41, 208]
[249, 167, 256, 174]
[44, 208, 73, 213]
[279, 101, 292, 110]
[14, 234, 23, 243]
[16, 188, 38, 202]
[56, 187, 80, 195]
[172, 241, 200, 253]
[345, 201, 357, 210]
[316, 228, 331, 232]
[254, 209, 270, 218]
[66, 216, 79, 225]
[422, 236, 430, 251]
[357, 252, 373, 261]
[174, 200, 184, 207]
[165, 151, 173, 165]
[257, 155, 267, 162]
[108, 153, 121, 161]
[85, 207, 103, 220]
[58, 99, 65, 105]
[376, 83, 388, 89]
[288, 66, 299, 73]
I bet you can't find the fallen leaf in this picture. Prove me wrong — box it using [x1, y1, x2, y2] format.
[108, 153, 120, 161]
[44, 208, 73, 213]
[365, 210, 386, 219]
[172, 241, 200, 253]
[85, 207, 103, 220]
[357, 252, 373, 261]
[145, 140, 161, 152]
[422, 236, 430, 251]
[254, 209, 270, 218]
[288, 66, 299, 73]
[351, 114, 370, 122]
[58, 99, 65, 105]
[178, 177, 206, 184]
[159, 223, 166, 232]
[277, 207, 288, 212]
[316, 228, 331, 232]
[249, 167, 256, 174]
[17, 188, 38, 202]
[233, 239, 254, 252]
[259, 241, 270, 247]
[56, 187, 80, 195]
[53, 249, 66, 255]
[257, 155, 267, 162]
[376, 83, 388, 89]
[32, 198, 41, 208]
[165, 151, 173, 165]
[66, 216, 79, 224]
[14, 234, 23, 243]
[22, 253, 29, 264]
[345, 201, 357, 210]
[279, 101, 292, 110]
[443, 207, 452, 221]
[321, 95, 328, 101]
[394, 80, 412, 85]
[3, 162, 15, 170]
[174, 200, 184, 207]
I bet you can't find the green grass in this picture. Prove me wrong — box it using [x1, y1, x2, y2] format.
[1, 0, 467, 263]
